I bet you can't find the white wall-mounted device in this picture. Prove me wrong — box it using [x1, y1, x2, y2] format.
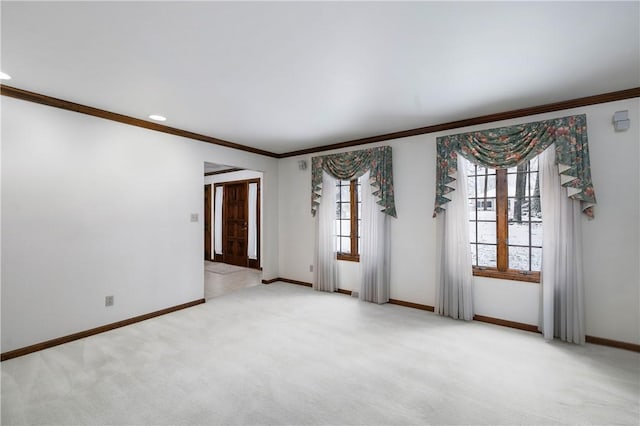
[613, 110, 630, 131]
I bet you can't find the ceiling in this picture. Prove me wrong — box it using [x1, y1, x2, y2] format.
[2, 1, 639, 155]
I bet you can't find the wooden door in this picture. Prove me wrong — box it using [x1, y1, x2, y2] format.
[204, 184, 212, 260]
[223, 182, 248, 267]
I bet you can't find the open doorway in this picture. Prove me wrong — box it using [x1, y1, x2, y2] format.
[213, 178, 261, 268]
[203, 162, 262, 299]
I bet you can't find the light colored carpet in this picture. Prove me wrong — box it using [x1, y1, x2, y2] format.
[204, 261, 252, 275]
[2, 283, 639, 425]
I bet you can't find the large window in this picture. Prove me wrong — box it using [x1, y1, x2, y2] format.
[336, 179, 361, 261]
[466, 157, 542, 283]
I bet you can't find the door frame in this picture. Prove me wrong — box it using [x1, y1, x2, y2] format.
[204, 184, 212, 261]
[212, 178, 261, 269]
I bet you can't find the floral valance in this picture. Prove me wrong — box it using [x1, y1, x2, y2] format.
[433, 114, 596, 217]
[312, 146, 397, 217]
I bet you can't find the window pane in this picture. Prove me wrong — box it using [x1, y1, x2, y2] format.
[508, 222, 530, 246]
[529, 173, 539, 196]
[469, 222, 477, 243]
[475, 198, 495, 211]
[507, 168, 533, 197]
[341, 219, 351, 236]
[340, 237, 351, 254]
[508, 197, 532, 221]
[530, 197, 542, 221]
[529, 156, 539, 172]
[467, 176, 477, 196]
[476, 203, 496, 222]
[340, 184, 350, 201]
[531, 247, 542, 271]
[477, 244, 497, 267]
[470, 244, 477, 266]
[475, 175, 496, 198]
[510, 175, 533, 197]
[531, 222, 543, 247]
[477, 221, 496, 244]
[509, 246, 529, 271]
[340, 202, 350, 219]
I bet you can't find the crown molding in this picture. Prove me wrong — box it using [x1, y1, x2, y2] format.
[3, 84, 638, 159]
[277, 87, 640, 158]
[0, 85, 279, 158]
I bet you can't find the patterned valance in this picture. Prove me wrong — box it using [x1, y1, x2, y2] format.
[312, 146, 397, 218]
[433, 114, 596, 217]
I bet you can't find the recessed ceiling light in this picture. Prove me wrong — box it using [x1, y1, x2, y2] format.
[0, 72, 12, 80]
[148, 114, 167, 122]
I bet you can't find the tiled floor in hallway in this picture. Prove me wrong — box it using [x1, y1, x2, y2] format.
[204, 261, 262, 299]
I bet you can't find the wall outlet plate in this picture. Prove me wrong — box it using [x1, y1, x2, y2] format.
[190, 213, 199, 222]
[105, 295, 114, 307]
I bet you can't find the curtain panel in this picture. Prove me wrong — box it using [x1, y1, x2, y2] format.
[311, 146, 397, 218]
[433, 114, 596, 218]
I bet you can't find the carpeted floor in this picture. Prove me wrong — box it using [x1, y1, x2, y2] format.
[2, 283, 638, 425]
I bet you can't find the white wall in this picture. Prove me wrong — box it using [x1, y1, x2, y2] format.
[278, 98, 640, 344]
[2, 94, 638, 352]
[1, 97, 279, 352]
[204, 169, 263, 186]
[204, 170, 263, 264]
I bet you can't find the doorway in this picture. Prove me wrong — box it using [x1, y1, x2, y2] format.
[205, 172, 261, 269]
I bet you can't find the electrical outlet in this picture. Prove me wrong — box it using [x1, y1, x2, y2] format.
[309, 265, 313, 272]
[190, 213, 199, 222]
[105, 295, 114, 307]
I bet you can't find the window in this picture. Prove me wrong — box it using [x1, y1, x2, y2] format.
[336, 179, 361, 261]
[467, 157, 542, 283]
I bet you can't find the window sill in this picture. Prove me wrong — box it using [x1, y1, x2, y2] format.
[472, 267, 540, 283]
[337, 254, 360, 262]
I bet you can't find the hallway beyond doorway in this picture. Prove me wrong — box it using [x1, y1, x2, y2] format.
[204, 261, 261, 300]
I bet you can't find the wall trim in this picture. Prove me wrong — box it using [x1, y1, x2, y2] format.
[278, 87, 640, 157]
[261, 277, 313, 287]
[279, 278, 313, 287]
[585, 335, 640, 353]
[2, 84, 637, 159]
[0, 298, 206, 362]
[473, 314, 540, 333]
[389, 298, 435, 312]
[0, 85, 278, 158]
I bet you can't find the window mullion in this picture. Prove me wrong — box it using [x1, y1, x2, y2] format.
[496, 169, 508, 272]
